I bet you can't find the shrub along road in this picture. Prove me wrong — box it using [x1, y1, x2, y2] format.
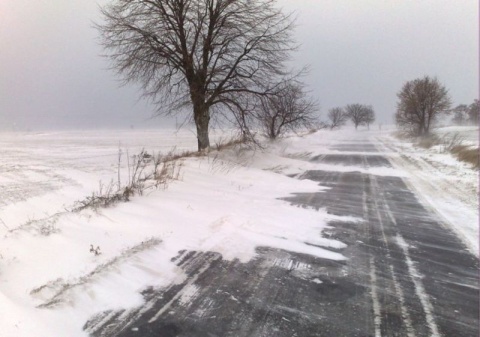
[84, 137, 479, 337]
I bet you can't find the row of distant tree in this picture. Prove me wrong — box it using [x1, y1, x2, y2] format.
[327, 104, 375, 130]
[395, 76, 478, 136]
[451, 101, 479, 126]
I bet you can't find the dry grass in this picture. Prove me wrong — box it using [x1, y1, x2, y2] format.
[440, 132, 464, 152]
[393, 131, 410, 140]
[213, 135, 245, 151]
[451, 145, 479, 168]
[394, 130, 478, 169]
[72, 136, 248, 212]
[32, 238, 162, 308]
[72, 149, 185, 212]
[417, 134, 440, 149]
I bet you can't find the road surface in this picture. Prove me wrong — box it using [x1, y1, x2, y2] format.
[84, 135, 479, 337]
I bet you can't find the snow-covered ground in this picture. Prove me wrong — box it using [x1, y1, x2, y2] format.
[0, 126, 477, 336]
[433, 125, 479, 145]
[375, 125, 478, 255]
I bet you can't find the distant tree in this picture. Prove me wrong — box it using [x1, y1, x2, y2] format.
[364, 106, 375, 130]
[256, 81, 318, 139]
[327, 107, 347, 130]
[345, 103, 370, 130]
[395, 76, 451, 136]
[97, 0, 296, 151]
[468, 100, 479, 125]
[451, 104, 469, 125]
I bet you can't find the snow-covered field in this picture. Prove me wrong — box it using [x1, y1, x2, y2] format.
[434, 125, 479, 145]
[0, 126, 477, 336]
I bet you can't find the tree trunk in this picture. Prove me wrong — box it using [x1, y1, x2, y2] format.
[269, 117, 277, 139]
[194, 104, 210, 151]
[425, 118, 431, 135]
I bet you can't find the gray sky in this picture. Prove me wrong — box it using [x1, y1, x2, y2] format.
[0, 0, 478, 131]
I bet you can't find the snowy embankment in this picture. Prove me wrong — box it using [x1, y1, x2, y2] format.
[0, 128, 358, 337]
[375, 125, 479, 255]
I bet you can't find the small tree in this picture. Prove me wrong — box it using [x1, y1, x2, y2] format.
[364, 106, 375, 130]
[451, 104, 469, 125]
[256, 82, 318, 139]
[395, 76, 451, 136]
[468, 100, 479, 125]
[345, 103, 369, 130]
[98, 0, 296, 151]
[327, 107, 347, 130]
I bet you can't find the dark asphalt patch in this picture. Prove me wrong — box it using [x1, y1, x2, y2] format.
[330, 143, 379, 152]
[84, 247, 376, 337]
[289, 168, 479, 337]
[380, 176, 479, 336]
[311, 154, 392, 167]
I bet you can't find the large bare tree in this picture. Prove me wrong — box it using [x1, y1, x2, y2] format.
[345, 103, 370, 130]
[395, 76, 451, 136]
[364, 105, 375, 130]
[327, 107, 347, 130]
[98, 0, 295, 151]
[256, 81, 318, 139]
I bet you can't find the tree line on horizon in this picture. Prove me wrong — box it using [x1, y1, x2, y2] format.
[327, 104, 375, 130]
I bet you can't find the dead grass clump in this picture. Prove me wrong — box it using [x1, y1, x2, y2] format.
[33, 237, 162, 308]
[73, 149, 184, 212]
[440, 132, 464, 152]
[72, 136, 249, 212]
[393, 131, 412, 140]
[417, 134, 440, 149]
[72, 181, 127, 212]
[451, 145, 479, 168]
[213, 135, 245, 151]
[161, 148, 202, 163]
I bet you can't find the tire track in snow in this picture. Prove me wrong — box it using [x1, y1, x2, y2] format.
[368, 172, 417, 337]
[395, 235, 441, 337]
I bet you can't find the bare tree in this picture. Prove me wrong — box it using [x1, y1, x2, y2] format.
[364, 106, 375, 130]
[327, 107, 347, 130]
[345, 103, 369, 130]
[451, 104, 469, 125]
[97, 0, 296, 151]
[395, 76, 451, 136]
[468, 99, 479, 125]
[256, 81, 318, 139]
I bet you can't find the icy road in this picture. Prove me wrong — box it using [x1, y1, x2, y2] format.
[0, 128, 478, 337]
[84, 133, 479, 337]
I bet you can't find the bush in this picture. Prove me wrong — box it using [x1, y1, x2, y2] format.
[451, 145, 479, 168]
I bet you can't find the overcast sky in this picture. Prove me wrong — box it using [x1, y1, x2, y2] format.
[0, 0, 478, 131]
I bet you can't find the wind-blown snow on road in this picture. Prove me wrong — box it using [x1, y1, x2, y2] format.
[0, 127, 477, 336]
